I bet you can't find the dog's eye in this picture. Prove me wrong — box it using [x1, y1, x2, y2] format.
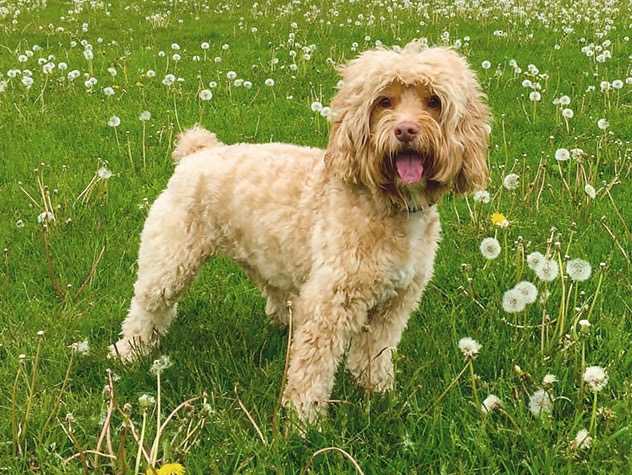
[378, 97, 392, 108]
[428, 95, 441, 109]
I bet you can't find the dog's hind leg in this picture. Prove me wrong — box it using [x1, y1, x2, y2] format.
[111, 185, 212, 361]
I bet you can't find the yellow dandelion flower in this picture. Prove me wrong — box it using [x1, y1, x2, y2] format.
[146, 463, 185, 475]
[491, 212, 509, 228]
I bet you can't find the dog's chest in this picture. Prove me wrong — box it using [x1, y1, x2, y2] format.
[374, 214, 436, 297]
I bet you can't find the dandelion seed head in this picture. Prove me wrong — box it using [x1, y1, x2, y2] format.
[472, 190, 490, 203]
[502, 288, 526, 313]
[69, 339, 90, 355]
[199, 89, 213, 101]
[150, 354, 173, 376]
[138, 393, 156, 409]
[107, 115, 121, 127]
[481, 394, 502, 414]
[542, 373, 557, 386]
[555, 148, 570, 161]
[583, 366, 608, 392]
[572, 429, 593, 450]
[535, 258, 559, 282]
[502, 173, 519, 190]
[528, 389, 553, 416]
[514, 281, 538, 304]
[97, 166, 112, 180]
[458, 337, 481, 359]
[566, 258, 592, 282]
[480, 237, 501, 260]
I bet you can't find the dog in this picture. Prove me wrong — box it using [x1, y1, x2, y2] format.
[111, 41, 490, 423]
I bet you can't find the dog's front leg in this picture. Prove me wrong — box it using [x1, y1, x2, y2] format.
[282, 283, 369, 423]
[346, 275, 427, 393]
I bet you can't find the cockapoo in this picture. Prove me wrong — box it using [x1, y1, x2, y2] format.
[111, 41, 490, 422]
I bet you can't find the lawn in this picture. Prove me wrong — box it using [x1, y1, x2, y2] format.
[1, 0, 631, 473]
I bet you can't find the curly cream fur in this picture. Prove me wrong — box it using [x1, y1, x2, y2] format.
[111, 42, 490, 423]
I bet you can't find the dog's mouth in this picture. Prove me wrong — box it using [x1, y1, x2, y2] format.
[394, 150, 425, 185]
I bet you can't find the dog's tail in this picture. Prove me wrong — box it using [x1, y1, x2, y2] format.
[172, 124, 222, 161]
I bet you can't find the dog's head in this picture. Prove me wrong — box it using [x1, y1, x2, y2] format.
[325, 41, 490, 211]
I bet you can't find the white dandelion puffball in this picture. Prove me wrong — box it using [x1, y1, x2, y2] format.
[150, 354, 173, 375]
[480, 237, 501, 260]
[529, 91, 541, 102]
[502, 288, 526, 313]
[138, 394, 156, 409]
[503, 173, 519, 190]
[199, 89, 213, 101]
[562, 108, 574, 119]
[37, 211, 55, 224]
[311, 101, 323, 112]
[555, 148, 570, 161]
[578, 319, 592, 333]
[573, 429, 593, 450]
[612, 79, 623, 89]
[264, 78, 275, 87]
[97, 166, 112, 180]
[69, 339, 90, 355]
[514, 281, 538, 304]
[481, 60, 491, 70]
[542, 374, 558, 386]
[527, 251, 545, 271]
[584, 184, 596, 199]
[473, 190, 491, 203]
[597, 118, 609, 130]
[583, 366, 608, 392]
[535, 258, 559, 282]
[528, 389, 553, 416]
[559, 95, 571, 106]
[566, 258, 592, 282]
[139, 111, 151, 121]
[458, 337, 481, 359]
[107, 115, 121, 128]
[571, 148, 585, 159]
[481, 394, 502, 414]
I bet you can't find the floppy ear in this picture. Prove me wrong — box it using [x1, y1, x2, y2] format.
[324, 79, 373, 186]
[324, 111, 361, 184]
[453, 84, 491, 194]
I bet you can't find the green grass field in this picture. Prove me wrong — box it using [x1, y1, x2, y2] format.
[1, 0, 631, 473]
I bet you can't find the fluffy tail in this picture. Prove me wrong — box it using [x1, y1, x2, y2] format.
[172, 124, 222, 161]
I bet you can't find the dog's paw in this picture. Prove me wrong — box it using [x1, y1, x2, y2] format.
[108, 337, 151, 362]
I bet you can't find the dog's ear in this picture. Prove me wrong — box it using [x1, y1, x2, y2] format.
[324, 111, 360, 183]
[452, 69, 491, 194]
[324, 85, 373, 186]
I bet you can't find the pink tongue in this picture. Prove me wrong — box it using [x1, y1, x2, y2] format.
[395, 154, 424, 184]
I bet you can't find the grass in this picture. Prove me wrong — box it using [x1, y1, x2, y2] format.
[1, 0, 631, 473]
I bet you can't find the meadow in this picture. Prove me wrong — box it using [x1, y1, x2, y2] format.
[1, 0, 631, 473]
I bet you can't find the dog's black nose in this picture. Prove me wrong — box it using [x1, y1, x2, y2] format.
[394, 121, 420, 143]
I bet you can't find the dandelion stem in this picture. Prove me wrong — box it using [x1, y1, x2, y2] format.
[556, 251, 567, 339]
[142, 121, 147, 171]
[135, 411, 147, 475]
[468, 359, 481, 411]
[589, 391, 598, 434]
[150, 372, 162, 465]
